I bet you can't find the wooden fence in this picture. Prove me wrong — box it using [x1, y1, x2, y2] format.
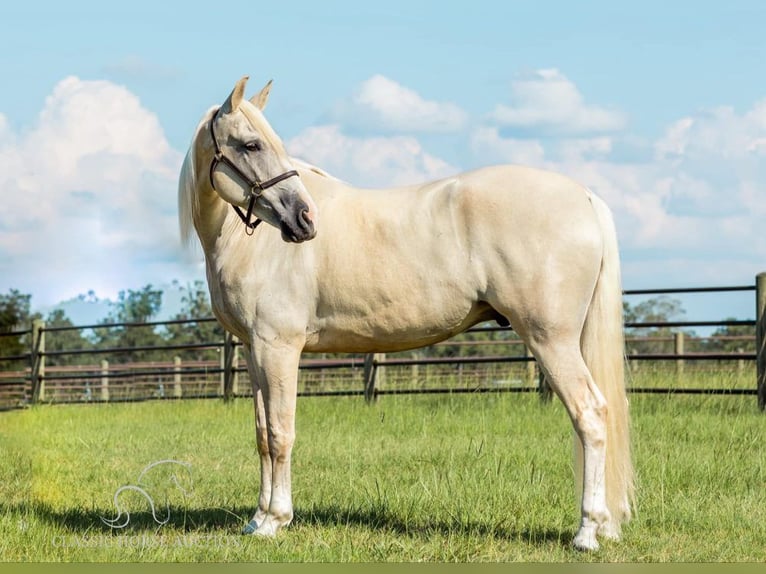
[1, 274, 765, 411]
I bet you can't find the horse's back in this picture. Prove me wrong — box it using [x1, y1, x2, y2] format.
[455, 164, 596, 226]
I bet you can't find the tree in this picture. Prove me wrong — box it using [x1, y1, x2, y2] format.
[92, 285, 165, 363]
[164, 280, 223, 362]
[0, 289, 40, 370]
[623, 296, 686, 326]
[43, 308, 93, 366]
[174, 280, 214, 319]
[623, 296, 694, 354]
[0, 289, 33, 331]
[109, 285, 163, 324]
[701, 319, 755, 354]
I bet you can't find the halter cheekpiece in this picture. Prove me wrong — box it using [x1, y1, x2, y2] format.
[208, 107, 300, 235]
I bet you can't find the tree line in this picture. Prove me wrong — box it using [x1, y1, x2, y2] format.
[0, 285, 755, 371]
[0, 282, 222, 369]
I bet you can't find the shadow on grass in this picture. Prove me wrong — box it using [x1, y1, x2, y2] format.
[3, 501, 253, 533]
[4, 500, 572, 547]
[295, 503, 573, 546]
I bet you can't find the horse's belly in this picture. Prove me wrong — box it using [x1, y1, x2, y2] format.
[304, 299, 497, 353]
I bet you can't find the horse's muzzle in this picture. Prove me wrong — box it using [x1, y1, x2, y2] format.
[280, 201, 317, 243]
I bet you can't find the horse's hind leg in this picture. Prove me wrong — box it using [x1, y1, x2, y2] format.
[528, 338, 610, 551]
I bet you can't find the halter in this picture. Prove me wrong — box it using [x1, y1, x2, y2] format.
[208, 107, 300, 235]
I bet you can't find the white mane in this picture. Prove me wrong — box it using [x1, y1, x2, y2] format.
[178, 106, 217, 247]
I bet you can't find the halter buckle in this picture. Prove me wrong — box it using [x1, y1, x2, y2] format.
[250, 182, 265, 199]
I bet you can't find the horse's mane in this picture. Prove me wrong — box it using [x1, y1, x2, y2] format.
[178, 106, 217, 248]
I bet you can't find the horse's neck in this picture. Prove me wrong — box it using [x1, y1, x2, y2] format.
[194, 188, 254, 338]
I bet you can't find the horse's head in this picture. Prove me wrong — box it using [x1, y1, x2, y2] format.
[205, 76, 317, 243]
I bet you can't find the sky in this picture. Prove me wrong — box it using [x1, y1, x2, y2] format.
[0, 0, 764, 322]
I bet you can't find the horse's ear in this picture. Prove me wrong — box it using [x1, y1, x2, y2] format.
[222, 76, 249, 114]
[250, 80, 273, 111]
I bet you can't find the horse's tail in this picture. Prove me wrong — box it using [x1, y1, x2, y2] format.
[578, 192, 635, 532]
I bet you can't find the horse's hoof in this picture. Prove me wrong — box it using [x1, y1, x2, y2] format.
[573, 527, 600, 551]
[242, 518, 259, 535]
[573, 537, 600, 551]
[598, 521, 622, 541]
[251, 517, 281, 537]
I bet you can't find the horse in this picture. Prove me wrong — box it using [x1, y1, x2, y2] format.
[177, 76, 634, 551]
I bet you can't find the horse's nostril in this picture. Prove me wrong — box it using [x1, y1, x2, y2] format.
[299, 209, 312, 230]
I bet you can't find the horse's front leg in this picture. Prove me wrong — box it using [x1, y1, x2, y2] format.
[245, 337, 301, 537]
[242, 343, 272, 534]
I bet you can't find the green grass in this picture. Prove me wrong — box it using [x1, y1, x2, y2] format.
[1, 391, 765, 562]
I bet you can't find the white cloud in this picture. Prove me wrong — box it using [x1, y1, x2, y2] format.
[328, 74, 468, 134]
[470, 126, 546, 165]
[0, 113, 12, 145]
[653, 117, 694, 159]
[287, 124, 457, 188]
[655, 103, 766, 166]
[651, 102, 766, 219]
[0, 76, 188, 306]
[490, 69, 627, 135]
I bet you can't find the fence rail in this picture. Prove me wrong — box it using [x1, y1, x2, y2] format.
[1, 274, 765, 411]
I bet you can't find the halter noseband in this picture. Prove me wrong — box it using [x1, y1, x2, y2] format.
[208, 107, 300, 235]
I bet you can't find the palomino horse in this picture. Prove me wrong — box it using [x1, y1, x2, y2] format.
[178, 76, 634, 551]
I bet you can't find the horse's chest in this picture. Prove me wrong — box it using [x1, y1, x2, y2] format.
[207, 269, 252, 341]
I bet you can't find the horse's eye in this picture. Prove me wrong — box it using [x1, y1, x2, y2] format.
[244, 141, 262, 152]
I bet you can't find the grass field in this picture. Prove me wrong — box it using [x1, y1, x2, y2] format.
[1, 390, 765, 562]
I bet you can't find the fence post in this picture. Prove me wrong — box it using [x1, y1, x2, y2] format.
[364, 353, 384, 403]
[30, 320, 45, 403]
[756, 272, 766, 411]
[675, 331, 685, 376]
[174, 356, 183, 398]
[222, 332, 238, 401]
[100, 359, 110, 402]
[737, 348, 745, 374]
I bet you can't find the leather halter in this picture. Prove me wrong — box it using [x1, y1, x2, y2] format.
[208, 107, 299, 235]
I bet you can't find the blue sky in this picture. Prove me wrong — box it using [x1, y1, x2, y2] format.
[1, 0, 764, 321]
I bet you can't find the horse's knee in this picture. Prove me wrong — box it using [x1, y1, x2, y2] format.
[268, 430, 295, 462]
